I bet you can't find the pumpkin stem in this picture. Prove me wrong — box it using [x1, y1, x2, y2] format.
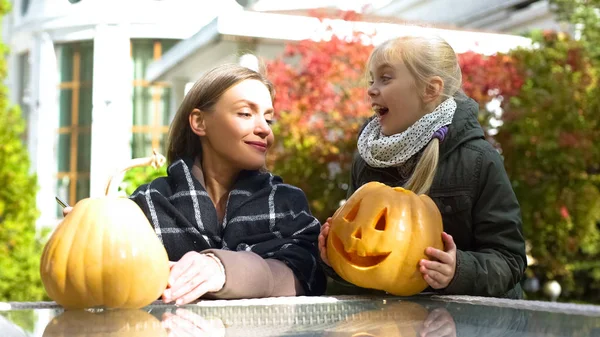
[104, 149, 167, 196]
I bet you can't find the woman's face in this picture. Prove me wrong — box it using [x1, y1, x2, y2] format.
[191, 79, 275, 171]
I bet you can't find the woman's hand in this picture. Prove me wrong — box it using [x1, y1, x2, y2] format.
[318, 217, 332, 266]
[419, 232, 457, 289]
[162, 308, 225, 337]
[162, 251, 226, 305]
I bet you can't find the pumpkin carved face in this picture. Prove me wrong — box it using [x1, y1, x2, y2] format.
[326, 182, 444, 295]
[40, 151, 170, 310]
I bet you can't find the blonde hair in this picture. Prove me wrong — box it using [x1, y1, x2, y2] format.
[167, 64, 275, 164]
[367, 35, 463, 194]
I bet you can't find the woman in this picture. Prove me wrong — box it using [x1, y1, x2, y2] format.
[64, 64, 326, 304]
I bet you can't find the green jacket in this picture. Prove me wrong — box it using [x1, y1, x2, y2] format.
[325, 92, 527, 299]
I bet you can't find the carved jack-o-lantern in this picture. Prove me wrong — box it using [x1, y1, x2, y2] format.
[327, 181, 444, 295]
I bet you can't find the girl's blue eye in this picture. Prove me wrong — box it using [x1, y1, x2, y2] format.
[266, 119, 274, 125]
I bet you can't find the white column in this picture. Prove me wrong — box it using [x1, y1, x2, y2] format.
[29, 32, 59, 230]
[169, 78, 188, 123]
[89, 24, 133, 198]
[238, 53, 260, 72]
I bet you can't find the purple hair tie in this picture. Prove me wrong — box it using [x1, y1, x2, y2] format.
[432, 126, 449, 142]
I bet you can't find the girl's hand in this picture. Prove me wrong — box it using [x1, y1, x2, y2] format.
[420, 308, 457, 337]
[162, 251, 226, 305]
[318, 217, 332, 266]
[419, 232, 457, 289]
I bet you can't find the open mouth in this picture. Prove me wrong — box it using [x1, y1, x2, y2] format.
[372, 105, 389, 117]
[331, 233, 390, 267]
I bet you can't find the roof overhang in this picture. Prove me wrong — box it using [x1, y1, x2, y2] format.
[146, 10, 532, 82]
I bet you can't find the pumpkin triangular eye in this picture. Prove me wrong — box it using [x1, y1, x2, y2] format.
[374, 208, 387, 231]
[352, 227, 362, 239]
[344, 200, 361, 222]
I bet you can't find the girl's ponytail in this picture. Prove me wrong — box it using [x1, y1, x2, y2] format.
[404, 138, 439, 194]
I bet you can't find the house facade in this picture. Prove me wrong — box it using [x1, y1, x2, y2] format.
[3, 0, 555, 230]
[3, 0, 247, 229]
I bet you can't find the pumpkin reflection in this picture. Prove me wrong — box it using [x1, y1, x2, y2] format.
[323, 301, 429, 337]
[42, 309, 167, 337]
[327, 182, 444, 295]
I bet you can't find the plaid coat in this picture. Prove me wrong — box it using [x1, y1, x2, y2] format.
[129, 157, 326, 296]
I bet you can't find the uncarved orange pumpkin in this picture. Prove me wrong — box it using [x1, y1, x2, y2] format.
[327, 181, 444, 295]
[40, 151, 170, 310]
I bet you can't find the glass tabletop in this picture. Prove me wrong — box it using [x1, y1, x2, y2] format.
[1, 295, 599, 337]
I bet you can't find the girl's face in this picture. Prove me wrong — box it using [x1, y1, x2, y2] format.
[190, 79, 275, 171]
[368, 60, 424, 136]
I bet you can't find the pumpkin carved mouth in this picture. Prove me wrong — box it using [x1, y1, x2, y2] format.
[331, 233, 390, 267]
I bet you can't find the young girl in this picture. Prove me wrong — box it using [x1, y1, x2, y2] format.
[318, 35, 527, 299]
[64, 64, 326, 304]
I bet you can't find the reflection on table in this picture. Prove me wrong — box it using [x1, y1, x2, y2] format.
[2, 295, 600, 337]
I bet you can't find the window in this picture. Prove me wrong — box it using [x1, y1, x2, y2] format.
[55, 42, 94, 213]
[21, 0, 31, 16]
[130, 39, 179, 158]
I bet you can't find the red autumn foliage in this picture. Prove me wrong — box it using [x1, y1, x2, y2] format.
[459, 51, 524, 109]
[267, 19, 373, 140]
